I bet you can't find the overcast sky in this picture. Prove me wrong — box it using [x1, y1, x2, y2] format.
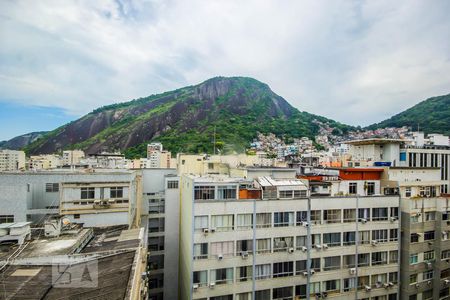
[1, 0, 449, 140]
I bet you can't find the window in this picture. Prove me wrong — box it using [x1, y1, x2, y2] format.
[372, 251, 388, 265]
[295, 285, 307, 298]
[296, 236, 307, 249]
[358, 208, 370, 221]
[343, 255, 356, 268]
[167, 180, 178, 189]
[424, 231, 435, 241]
[194, 186, 215, 200]
[425, 212, 435, 221]
[73, 214, 80, 219]
[410, 253, 418, 264]
[210, 241, 234, 258]
[255, 264, 271, 280]
[389, 272, 398, 284]
[323, 279, 340, 292]
[279, 190, 293, 198]
[409, 274, 418, 285]
[193, 270, 208, 287]
[360, 231, 370, 244]
[273, 237, 294, 252]
[405, 187, 411, 197]
[366, 182, 375, 195]
[294, 190, 307, 198]
[273, 286, 292, 299]
[372, 229, 388, 242]
[411, 233, 420, 243]
[323, 232, 341, 247]
[193, 243, 208, 259]
[81, 187, 95, 199]
[312, 234, 321, 247]
[423, 270, 434, 280]
[343, 231, 355, 245]
[237, 266, 252, 282]
[211, 215, 234, 231]
[273, 262, 293, 278]
[324, 209, 341, 223]
[236, 214, 253, 230]
[217, 185, 236, 199]
[349, 182, 357, 194]
[45, 183, 59, 192]
[110, 187, 123, 198]
[344, 278, 356, 292]
[442, 268, 450, 279]
[424, 250, 435, 261]
[296, 210, 321, 225]
[194, 216, 208, 232]
[390, 207, 399, 218]
[324, 256, 341, 271]
[423, 289, 433, 300]
[256, 213, 271, 228]
[390, 229, 398, 242]
[236, 240, 253, 255]
[372, 273, 387, 288]
[296, 259, 320, 274]
[442, 250, 450, 261]
[390, 251, 398, 264]
[211, 268, 233, 285]
[372, 208, 388, 221]
[256, 239, 271, 254]
[343, 209, 356, 222]
[0, 215, 14, 224]
[274, 212, 294, 227]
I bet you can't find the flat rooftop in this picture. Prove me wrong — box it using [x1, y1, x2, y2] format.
[343, 138, 406, 145]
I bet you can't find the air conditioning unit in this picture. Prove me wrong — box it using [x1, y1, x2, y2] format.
[390, 217, 398, 222]
[202, 228, 209, 234]
[322, 244, 329, 249]
[288, 247, 295, 253]
[445, 279, 450, 284]
[365, 285, 371, 292]
[415, 283, 420, 288]
[315, 244, 322, 250]
[383, 283, 389, 289]
[193, 283, 199, 291]
[301, 246, 307, 252]
[360, 218, 367, 224]
[217, 254, 223, 260]
[241, 251, 249, 259]
[301, 221, 309, 227]
[302, 271, 308, 276]
[209, 282, 215, 289]
[427, 280, 432, 285]
[415, 212, 422, 217]
[210, 228, 216, 233]
[108, 199, 115, 203]
[426, 262, 432, 269]
[388, 282, 394, 287]
[349, 268, 356, 275]
[321, 292, 328, 298]
[94, 199, 101, 204]
[371, 240, 379, 246]
[310, 269, 315, 275]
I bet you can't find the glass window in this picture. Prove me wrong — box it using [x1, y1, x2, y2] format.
[167, 180, 178, 189]
[424, 231, 435, 240]
[390, 250, 398, 264]
[279, 190, 293, 198]
[349, 182, 357, 194]
[237, 266, 252, 282]
[390, 229, 398, 242]
[217, 185, 237, 199]
[236, 240, 253, 255]
[372, 251, 388, 265]
[366, 182, 375, 195]
[273, 287, 292, 299]
[409, 274, 417, 284]
[425, 212, 435, 221]
[358, 253, 370, 267]
[424, 250, 435, 261]
[0, 215, 14, 224]
[255, 264, 271, 280]
[45, 183, 59, 192]
[411, 233, 420, 243]
[273, 236, 294, 252]
[273, 262, 294, 278]
[323, 279, 340, 292]
[423, 270, 434, 280]
[296, 236, 307, 249]
[256, 213, 271, 228]
[211, 215, 234, 231]
[210, 241, 234, 257]
[360, 231, 370, 244]
[211, 268, 233, 285]
[110, 187, 123, 198]
[323, 232, 341, 247]
[372, 229, 388, 242]
[324, 256, 341, 271]
[193, 243, 208, 259]
[274, 212, 294, 227]
[193, 270, 208, 286]
[256, 238, 271, 254]
[372, 208, 388, 221]
[236, 214, 253, 230]
[343, 232, 355, 245]
[410, 253, 418, 265]
[358, 208, 370, 221]
[81, 187, 95, 199]
[194, 216, 208, 232]
[343, 209, 356, 222]
[194, 186, 215, 200]
[324, 209, 341, 224]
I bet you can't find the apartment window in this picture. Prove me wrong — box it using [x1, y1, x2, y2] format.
[360, 231, 370, 244]
[372, 229, 388, 243]
[296, 236, 307, 249]
[344, 255, 356, 268]
[255, 264, 271, 280]
[295, 285, 307, 298]
[349, 182, 357, 194]
[442, 250, 450, 260]
[405, 187, 412, 197]
[358, 253, 370, 267]
[211, 214, 234, 231]
[411, 233, 420, 243]
[193, 243, 208, 259]
[389, 251, 398, 264]
[442, 268, 450, 279]
[343, 231, 356, 246]
[324, 209, 341, 223]
[366, 182, 375, 195]
[193, 270, 208, 287]
[194, 216, 208, 232]
[273, 287, 292, 300]
[423, 270, 434, 280]
[237, 266, 252, 282]
[358, 276, 370, 289]
[425, 212, 436, 221]
[217, 185, 236, 199]
[256, 213, 271, 228]
[211, 241, 234, 258]
[273, 262, 293, 278]
[409, 274, 418, 285]
[110, 187, 123, 198]
[296, 210, 321, 225]
[312, 234, 322, 247]
[424, 231, 435, 241]
[343, 209, 356, 222]
[167, 180, 178, 189]
[324, 279, 340, 292]
[211, 296, 232, 300]
[274, 212, 294, 227]
[0, 215, 14, 224]
[324, 256, 341, 271]
[194, 186, 215, 200]
[273, 236, 294, 252]
[390, 229, 398, 242]
[45, 183, 59, 192]
[323, 232, 341, 247]
[423, 290, 433, 300]
[148, 217, 164, 233]
[390, 207, 399, 218]
[296, 259, 320, 274]
[389, 272, 398, 284]
[372, 273, 387, 287]
[294, 190, 307, 198]
[344, 278, 357, 292]
[236, 214, 253, 230]
[424, 250, 435, 261]
[372, 208, 388, 221]
[73, 214, 80, 219]
[81, 187, 95, 199]
[211, 268, 233, 285]
[372, 251, 388, 265]
[236, 240, 253, 255]
[410, 253, 419, 265]
[256, 239, 271, 254]
[279, 190, 293, 198]
[358, 208, 370, 221]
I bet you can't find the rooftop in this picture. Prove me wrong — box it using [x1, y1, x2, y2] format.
[257, 176, 307, 187]
[343, 138, 406, 145]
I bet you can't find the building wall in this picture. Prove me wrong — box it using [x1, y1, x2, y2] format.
[0, 185, 29, 222]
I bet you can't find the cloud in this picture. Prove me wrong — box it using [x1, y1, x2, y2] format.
[0, 0, 449, 126]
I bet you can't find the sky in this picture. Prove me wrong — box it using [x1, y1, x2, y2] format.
[1, 0, 450, 141]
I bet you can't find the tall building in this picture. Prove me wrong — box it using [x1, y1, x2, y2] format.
[62, 150, 85, 166]
[179, 173, 400, 300]
[147, 143, 173, 168]
[0, 149, 25, 171]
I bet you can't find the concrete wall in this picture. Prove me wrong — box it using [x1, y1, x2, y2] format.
[0, 184, 28, 222]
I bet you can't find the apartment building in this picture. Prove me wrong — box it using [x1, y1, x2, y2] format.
[147, 143, 174, 168]
[179, 173, 400, 300]
[28, 154, 62, 170]
[62, 149, 85, 166]
[0, 149, 25, 171]
[383, 167, 450, 299]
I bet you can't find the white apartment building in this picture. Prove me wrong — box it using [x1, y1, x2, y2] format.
[62, 150, 85, 166]
[28, 154, 62, 170]
[147, 143, 173, 168]
[0, 149, 25, 171]
[179, 174, 400, 300]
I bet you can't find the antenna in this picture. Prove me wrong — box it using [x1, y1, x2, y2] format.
[213, 126, 216, 155]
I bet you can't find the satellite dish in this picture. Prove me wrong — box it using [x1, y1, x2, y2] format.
[62, 218, 71, 226]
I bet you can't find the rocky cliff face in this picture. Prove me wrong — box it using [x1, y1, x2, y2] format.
[0, 131, 47, 150]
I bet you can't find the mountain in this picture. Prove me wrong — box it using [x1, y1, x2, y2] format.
[26, 77, 352, 157]
[368, 93, 450, 135]
[0, 131, 48, 150]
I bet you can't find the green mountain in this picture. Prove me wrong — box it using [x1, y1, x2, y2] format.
[368, 93, 450, 135]
[0, 131, 48, 150]
[26, 77, 352, 158]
